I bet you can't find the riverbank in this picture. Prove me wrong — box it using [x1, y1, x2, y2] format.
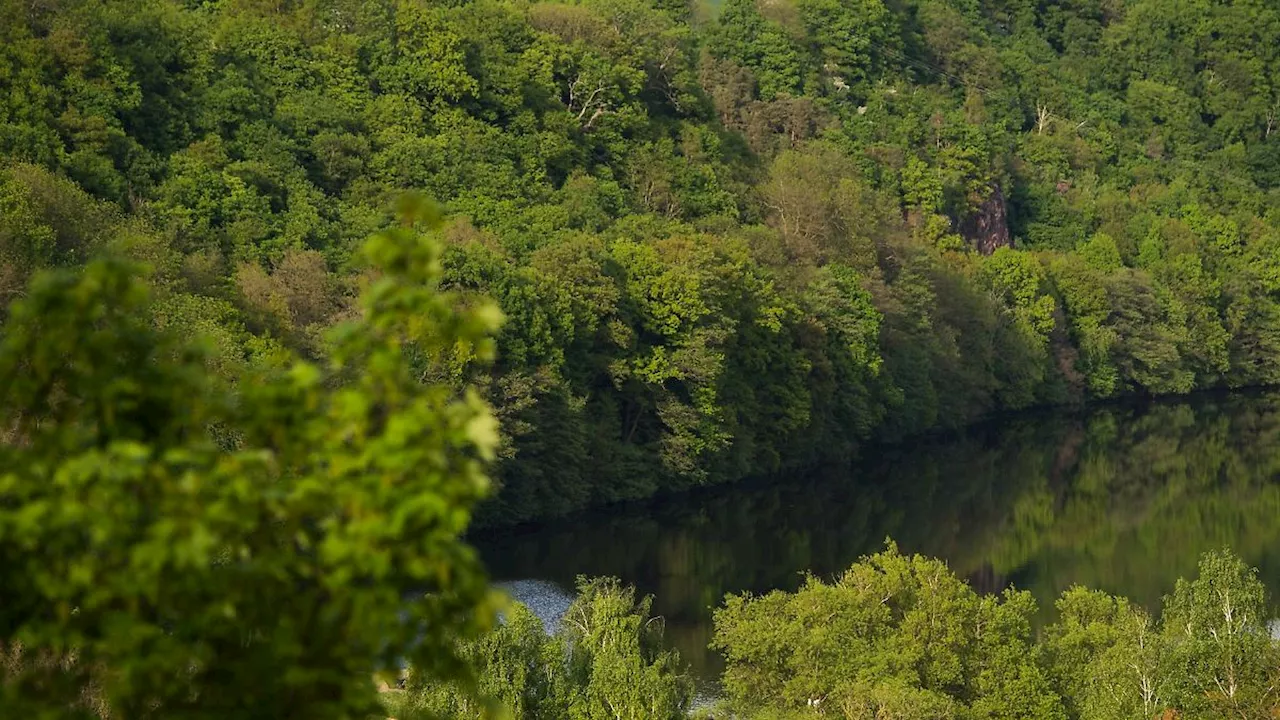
[474, 384, 1279, 533]
[475, 390, 1280, 684]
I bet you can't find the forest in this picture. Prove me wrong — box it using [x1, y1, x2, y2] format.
[5, 0, 1280, 522]
[3, 0, 1280, 716]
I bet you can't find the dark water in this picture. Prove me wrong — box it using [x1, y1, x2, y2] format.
[475, 391, 1280, 685]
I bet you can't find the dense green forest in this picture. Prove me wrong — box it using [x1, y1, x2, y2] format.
[5, 0, 1280, 522]
[3, 238, 1278, 719]
[4, 0, 1280, 716]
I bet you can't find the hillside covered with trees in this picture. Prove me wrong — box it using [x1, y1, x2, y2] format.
[4, 0, 1280, 522]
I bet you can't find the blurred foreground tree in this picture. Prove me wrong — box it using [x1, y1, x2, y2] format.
[0, 195, 505, 718]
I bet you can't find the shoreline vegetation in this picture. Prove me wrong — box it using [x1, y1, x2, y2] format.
[475, 389, 1280, 683]
[3, 0, 1280, 717]
[390, 544, 1280, 720]
[470, 383, 1280, 534]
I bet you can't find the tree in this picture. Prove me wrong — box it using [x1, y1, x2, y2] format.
[713, 542, 1064, 718]
[388, 602, 568, 719]
[709, 0, 807, 100]
[0, 164, 117, 310]
[0, 196, 505, 718]
[1042, 549, 1280, 720]
[390, 578, 692, 720]
[1043, 588, 1172, 720]
[560, 578, 692, 720]
[1162, 549, 1280, 719]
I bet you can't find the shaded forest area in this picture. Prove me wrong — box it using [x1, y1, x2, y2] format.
[4, 0, 1280, 522]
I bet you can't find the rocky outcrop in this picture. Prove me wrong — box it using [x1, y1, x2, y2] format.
[961, 184, 1013, 255]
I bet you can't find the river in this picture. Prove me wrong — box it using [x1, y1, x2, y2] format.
[474, 391, 1280, 688]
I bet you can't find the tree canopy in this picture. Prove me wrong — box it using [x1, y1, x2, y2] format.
[1, 0, 1279, 516]
[714, 544, 1280, 719]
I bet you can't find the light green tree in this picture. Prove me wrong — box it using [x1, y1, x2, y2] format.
[390, 577, 692, 720]
[1162, 549, 1280, 719]
[713, 542, 1064, 719]
[1043, 549, 1280, 720]
[1043, 587, 1173, 720]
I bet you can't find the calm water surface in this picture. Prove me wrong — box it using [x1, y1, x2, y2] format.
[475, 392, 1280, 685]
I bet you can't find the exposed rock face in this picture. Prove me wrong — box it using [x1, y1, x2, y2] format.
[961, 184, 1013, 255]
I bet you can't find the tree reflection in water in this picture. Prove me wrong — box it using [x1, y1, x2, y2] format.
[477, 391, 1280, 683]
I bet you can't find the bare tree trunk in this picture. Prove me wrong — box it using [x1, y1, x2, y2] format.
[1036, 105, 1053, 135]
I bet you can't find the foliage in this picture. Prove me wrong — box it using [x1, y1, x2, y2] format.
[713, 543, 1064, 719]
[387, 578, 692, 720]
[1044, 550, 1280, 720]
[2, 0, 1280, 523]
[716, 545, 1280, 720]
[0, 198, 504, 718]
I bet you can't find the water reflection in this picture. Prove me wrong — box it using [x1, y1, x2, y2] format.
[476, 392, 1280, 682]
